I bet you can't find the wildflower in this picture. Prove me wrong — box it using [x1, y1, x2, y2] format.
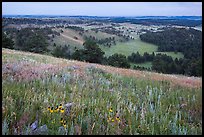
[60, 118, 64, 124]
[109, 107, 113, 113]
[50, 107, 54, 113]
[107, 117, 112, 122]
[60, 108, 65, 113]
[59, 104, 63, 109]
[116, 116, 120, 122]
[54, 106, 59, 112]
[63, 121, 67, 128]
[48, 106, 51, 111]
[111, 119, 114, 122]
[63, 123, 67, 129]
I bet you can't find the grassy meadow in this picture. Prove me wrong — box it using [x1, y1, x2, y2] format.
[100, 38, 158, 57]
[100, 37, 184, 59]
[2, 48, 202, 135]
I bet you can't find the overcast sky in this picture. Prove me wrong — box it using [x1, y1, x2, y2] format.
[2, 2, 202, 16]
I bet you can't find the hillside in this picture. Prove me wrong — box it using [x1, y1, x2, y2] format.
[2, 48, 201, 88]
[2, 48, 202, 135]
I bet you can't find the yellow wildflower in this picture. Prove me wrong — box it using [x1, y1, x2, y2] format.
[48, 106, 51, 111]
[60, 108, 65, 113]
[63, 121, 67, 128]
[116, 116, 120, 122]
[109, 107, 113, 113]
[107, 117, 112, 122]
[50, 107, 54, 113]
[59, 104, 63, 109]
[63, 123, 67, 129]
[60, 118, 64, 124]
[54, 106, 59, 112]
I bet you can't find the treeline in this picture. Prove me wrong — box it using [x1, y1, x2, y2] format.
[152, 54, 202, 76]
[139, 27, 202, 76]
[64, 25, 84, 32]
[127, 52, 202, 76]
[2, 27, 61, 53]
[83, 35, 116, 47]
[108, 18, 202, 27]
[2, 17, 89, 26]
[140, 27, 202, 59]
[71, 41, 131, 68]
[128, 52, 154, 63]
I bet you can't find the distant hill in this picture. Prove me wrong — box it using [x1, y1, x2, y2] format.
[2, 15, 202, 27]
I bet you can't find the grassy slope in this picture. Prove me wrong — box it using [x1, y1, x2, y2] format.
[2, 48, 202, 135]
[51, 28, 84, 48]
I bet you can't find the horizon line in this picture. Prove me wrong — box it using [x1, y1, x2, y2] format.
[2, 14, 202, 17]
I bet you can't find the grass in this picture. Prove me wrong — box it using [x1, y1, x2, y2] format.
[51, 28, 84, 50]
[100, 38, 158, 57]
[100, 37, 184, 60]
[2, 48, 202, 135]
[83, 30, 120, 40]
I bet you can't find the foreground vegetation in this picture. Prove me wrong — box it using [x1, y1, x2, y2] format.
[2, 48, 202, 135]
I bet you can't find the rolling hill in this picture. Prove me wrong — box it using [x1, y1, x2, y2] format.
[2, 48, 202, 135]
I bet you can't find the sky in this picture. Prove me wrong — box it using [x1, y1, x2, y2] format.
[2, 2, 202, 16]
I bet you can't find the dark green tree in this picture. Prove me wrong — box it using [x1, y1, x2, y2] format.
[108, 53, 130, 68]
[72, 49, 86, 61]
[16, 28, 49, 53]
[2, 32, 14, 49]
[82, 40, 105, 63]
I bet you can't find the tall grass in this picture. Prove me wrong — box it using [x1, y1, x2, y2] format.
[2, 64, 202, 135]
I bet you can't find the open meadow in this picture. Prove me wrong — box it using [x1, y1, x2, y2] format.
[2, 48, 202, 135]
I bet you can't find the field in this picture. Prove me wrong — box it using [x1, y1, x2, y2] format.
[2, 48, 202, 135]
[100, 37, 184, 60]
[100, 38, 158, 57]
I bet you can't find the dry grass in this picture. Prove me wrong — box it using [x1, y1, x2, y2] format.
[2, 48, 202, 89]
